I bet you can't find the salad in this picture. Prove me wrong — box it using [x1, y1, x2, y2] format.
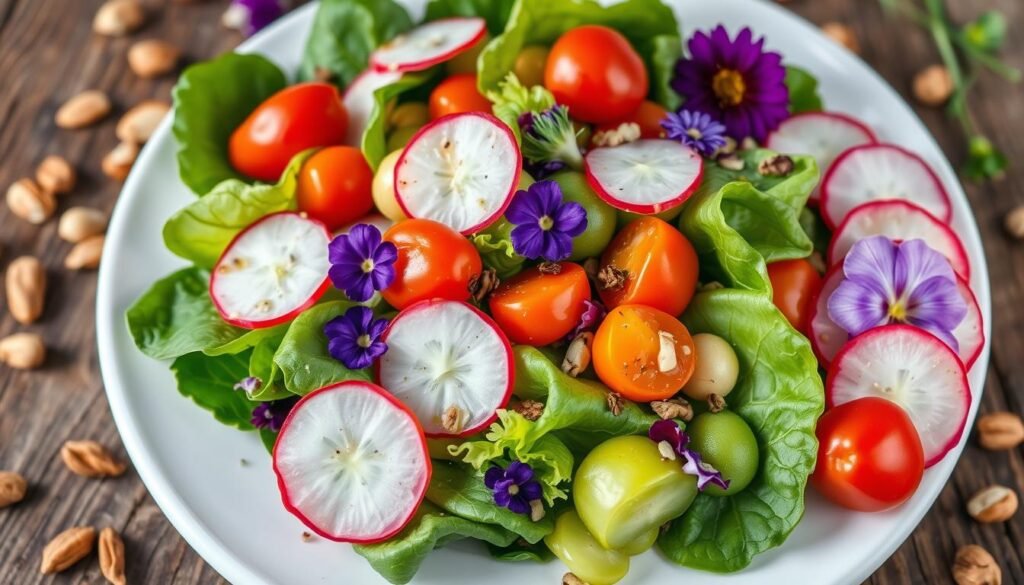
[125, 0, 986, 583]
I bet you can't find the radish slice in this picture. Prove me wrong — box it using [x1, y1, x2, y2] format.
[820, 144, 951, 229]
[828, 200, 971, 278]
[953, 275, 985, 371]
[342, 70, 402, 146]
[584, 139, 703, 214]
[210, 212, 331, 329]
[827, 324, 970, 467]
[764, 112, 877, 203]
[370, 18, 487, 73]
[808, 265, 848, 368]
[395, 112, 521, 235]
[273, 380, 431, 543]
[377, 299, 514, 437]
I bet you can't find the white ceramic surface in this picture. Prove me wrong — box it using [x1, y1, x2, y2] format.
[96, 1, 992, 583]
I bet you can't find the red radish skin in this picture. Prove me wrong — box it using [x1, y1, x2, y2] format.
[273, 381, 431, 543]
[371, 18, 487, 73]
[954, 275, 985, 371]
[210, 212, 332, 329]
[377, 299, 515, 438]
[342, 70, 403, 146]
[827, 324, 971, 467]
[820, 144, 952, 229]
[808, 265, 848, 368]
[584, 139, 704, 214]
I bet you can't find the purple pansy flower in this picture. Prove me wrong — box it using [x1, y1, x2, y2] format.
[251, 396, 298, 432]
[828, 236, 968, 351]
[328, 224, 397, 302]
[649, 420, 730, 491]
[233, 376, 263, 395]
[222, 0, 288, 36]
[506, 181, 587, 262]
[484, 461, 543, 515]
[661, 110, 728, 157]
[672, 26, 790, 142]
[324, 306, 389, 370]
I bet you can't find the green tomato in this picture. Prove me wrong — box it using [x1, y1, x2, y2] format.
[682, 333, 740, 400]
[616, 527, 658, 556]
[545, 510, 630, 585]
[386, 125, 420, 151]
[687, 411, 760, 496]
[616, 204, 683, 229]
[550, 171, 616, 261]
[513, 45, 549, 87]
[574, 435, 698, 551]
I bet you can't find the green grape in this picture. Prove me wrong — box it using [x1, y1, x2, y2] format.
[545, 510, 630, 585]
[687, 410, 760, 496]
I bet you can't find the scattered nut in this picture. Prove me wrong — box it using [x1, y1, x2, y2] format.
[758, 154, 795, 177]
[967, 485, 1018, 523]
[1004, 206, 1024, 240]
[98, 527, 126, 585]
[0, 471, 27, 508]
[440, 405, 465, 434]
[468, 268, 500, 303]
[708, 393, 726, 413]
[977, 412, 1024, 450]
[102, 142, 139, 181]
[651, 397, 693, 421]
[537, 261, 562, 275]
[6, 256, 47, 324]
[821, 22, 860, 54]
[606, 392, 624, 416]
[511, 399, 544, 421]
[597, 264, 628, 291]
[657, 330, 678, 372]
[116, 100, 170, 143]
[563, 573, 588, 585]
[0, 333, 46, 369]
[58, 207, 108, 244]
[65, 235, 106, 270]
[6, 178, 56, 224]
[529, 499, 545, 522]
[55, 90, 112, 129]
[717, 153, 745, 171]
[127, 39, 181, 78]
[591, 122, 641, 147]
[35, 155, 76, 194]
[60, 440, 127, 478]
[40, 526, 96, 574]
[952, 544, 1001, 585]
[93, 0, 145, 36]
[562, 332, 593, 377]
[913, 65, 954, 107]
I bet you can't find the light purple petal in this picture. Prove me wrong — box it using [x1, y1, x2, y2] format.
[842, 236, 898, 299]
[828, 278, 890, 336]
[894, 239, 957, 297]
[905, 275, 968, 341]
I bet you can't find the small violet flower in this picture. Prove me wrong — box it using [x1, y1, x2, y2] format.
[566, 299, 607, 342]
[233, 376, 263, 395]
[485, 461, 543, 516]
[506, 180, 587, 262]
[649, 420, 730, 491]
[328, 224, 397, 302]
[661, 110, 728, 157]
[827, 236, 968, 351]
[222, 0, 289, 37]
[520, 106, 584, 174]
[324, 306, 389, 370]
[251, 397, 298, 432]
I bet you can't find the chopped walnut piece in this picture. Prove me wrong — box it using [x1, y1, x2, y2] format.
[538, 261, 562, 275]
[591, 122, 641, 147]
[606, 392, 625, 416]
[707, 393, 726, 413]
[651, 397, 694, 421]
[512, 400, 544, 421]
[562, 332, 593, 377]
[757, 154, 795, 177]
[529, 499, 546, 522]
[597, 264, 628, 291]
[468, 268, 500, 303]
[717, 153, 745, 171]
[313, 66, 335, 83]
[441, 405, 465, 433]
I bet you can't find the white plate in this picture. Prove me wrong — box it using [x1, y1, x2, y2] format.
[96, 1, 992, 583]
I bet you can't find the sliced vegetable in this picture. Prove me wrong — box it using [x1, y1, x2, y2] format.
[342, 70, 403, 146]
[584, 139, 703, 214]
[807, 265, 847, 367]
[371, 17, 487, 73]
[488, 262, 591, 346]
[953, 275, 985, 370]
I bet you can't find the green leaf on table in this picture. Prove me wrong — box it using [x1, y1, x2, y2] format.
[161, 151, 312, 269]
[425, 0, 517, 35]
[170, 350, 256, 430]
[362, 72, 436, 169]
[172, 53, 287, 195]
[272, 301, 372, 395]
[126, 267, 244, 360]
[785, 66, 823, 114]
[298, 0, 414, 87]
[353, 501, 517, 585]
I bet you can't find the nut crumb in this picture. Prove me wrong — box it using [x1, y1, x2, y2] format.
[606, 392, 624, 416]
[301, 531, 314, 542]
[1004, 207, 1024, 240]
[562, 332, 593, 377]
[717, 153, 745, 171]
[651, 397, 693, 421]
[313, 67, 335, 83]
[441, 405, 465, 434]
[977, 411, 1024, 450]
[468, 268, 500, 303]
[707, 393, 726, 413]
[821, 22, 860, 54]
[512, 400, 544, 421]
[538, 261, 562, 275]
[591, 122, 641, 147]
[966, 485, 1018, 523]
[952, 544, 1000, 585]
[529, 499, 545, 522]
[757, 154, 794, 177]
[563, 572, 588, 585]
[597, 264, 628, 291]
[914, 65, 954, 107]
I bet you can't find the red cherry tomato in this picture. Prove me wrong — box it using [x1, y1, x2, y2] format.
[544, 25, 648, 124]
[811, 397, 924, 512]
[767, 259, 823, 333]
[296, 146, 374, 231]
[229, 83, 348, 183]
[382, 219, 482, 310]
[488, 262, 591, 346]
[428, 74, 493, 119]
[594, 101, 668, 141]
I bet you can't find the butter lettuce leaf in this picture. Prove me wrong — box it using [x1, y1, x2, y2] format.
[170, 350, 257, 430]
[425, 0, 517, 35]
[785, 66, 824, 114]
[362, 73, 436, 169]
[471, 217, 527, 278]
[272, 301, 372, 395]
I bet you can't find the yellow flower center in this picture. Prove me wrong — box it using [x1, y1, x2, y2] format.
[888, 300, 908, 321]
[361, 258, 375, 273]
[538, 215, 554, 231]
[357, 334, 372, 349]
[712, 68, 746, 107]
[508, 484, 520, 496]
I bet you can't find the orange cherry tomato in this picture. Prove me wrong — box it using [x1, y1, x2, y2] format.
[598, 217, 699, 316]
[229, 82, 348, 183]
[767, 259, 823, 333]
[428, 74, 493, 119]
[488, 262, 591, 346]
[296, 146, 374, 231]
[592, 304, 696, 402]
[594, 101, 668, 141]
[382, 219, 482, 310]
[544, 25, 648, 124]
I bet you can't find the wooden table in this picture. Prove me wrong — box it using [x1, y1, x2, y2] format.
[0, 0, 1021, 583]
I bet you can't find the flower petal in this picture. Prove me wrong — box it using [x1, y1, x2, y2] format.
[505, 190, 541, 225]
[842, 236, 898, 299]
[506, 496, 530, 515]
[484, 466, 504, 489]
[827, 278, 890, 336]
[521, 480, 543, 502]
[894, 239, 957, 297]
[905, 275, 968, 336]
[507, 461, 534, 484]
[511, 223, 545, 259]
[555, 201, 588, 237]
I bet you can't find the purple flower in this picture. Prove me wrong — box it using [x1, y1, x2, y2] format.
[328, 224, 397, 302]
[566, 299, 606, 341]
[233, 376, 263, 395]
[519, 106, 584, 173]
[251, 397, 298, 432]
[506, 181, 587, 261]
[484, 461, 543, 515]
[649, 419, 689, 454]
[648, 420, 729, 492]
[324, 306, 389, 369]
[222, 0, 288, 36]
[680, 447, 731, 491]
[827, 237, 968, 351]
[661, 110, 728, 157]
[672, 26, 790, 142]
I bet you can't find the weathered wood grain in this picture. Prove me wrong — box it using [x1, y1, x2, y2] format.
[0, 0, 1021, 583]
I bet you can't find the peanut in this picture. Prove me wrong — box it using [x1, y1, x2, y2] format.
[102, 142, 139, 181]
[6, 178, 56, 224]
[128, 39, 181, 78]
[913, 65, 954, 107]
[977, 412, 1024, 450]
[116, 100, 170, 144]
[58, 207, 108, 243]
[5, 256, 46, 324]
[55, 90, 112, 129]
[40, 527, 96, 574]
[35, 155, 76, 194]
[0, 332, 46, 369]
[967, 485, 1018, 523]
[65, 235, 106, 270]
[93, 0, 145, 36]
[0, 471, 27, 508]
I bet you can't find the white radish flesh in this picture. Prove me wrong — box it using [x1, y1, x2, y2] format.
[584, 139, 703, 214]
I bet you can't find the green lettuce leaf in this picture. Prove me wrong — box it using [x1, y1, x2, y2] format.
[203, 325, 286, 357]
[425, 0, 517, 35]
[698, 149, 820, 211]
[487, 539, 554, 562]
[362, 73, 436, 169]
[162, 151, 312, 268]
[170, 350, 257, 430]
[126, 267, 244, 360]
[785, 66, 824, 114]
[298, 0, 414, 87]
[485, 73, 556, 141]
[172, 53, 287, 195]
[353, 502, 517, 585]
[471, 217, 526, 278]
[272, 301, 372, 394]
[650, 34, 683, 110]
[247, 329, 293, 401]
